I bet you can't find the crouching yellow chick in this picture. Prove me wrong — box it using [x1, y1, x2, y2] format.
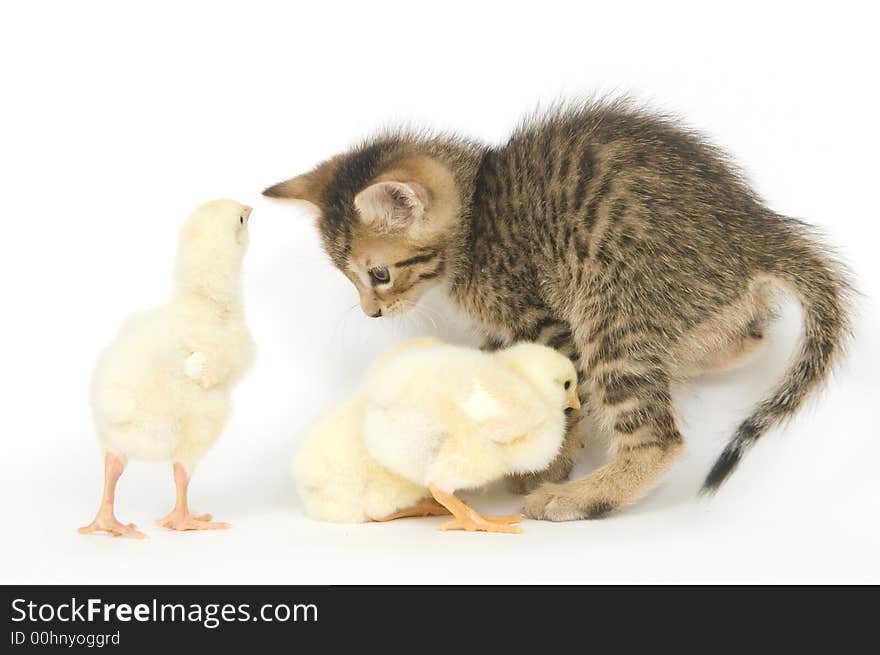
[294, 339, 579, 533]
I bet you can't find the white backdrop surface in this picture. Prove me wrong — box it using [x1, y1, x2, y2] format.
[1, 1, 877, 584]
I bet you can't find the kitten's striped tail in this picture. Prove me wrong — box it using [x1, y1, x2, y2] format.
[702, 224, 852, 493]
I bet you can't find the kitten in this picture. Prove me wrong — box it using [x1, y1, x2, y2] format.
[264, 99, 851, 520]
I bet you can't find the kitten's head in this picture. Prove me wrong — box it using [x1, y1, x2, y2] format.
[263, 145, 462, 317]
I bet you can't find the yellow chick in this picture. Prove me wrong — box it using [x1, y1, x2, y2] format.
[80, 199, 255, 538]
[295, 339, 579, 533]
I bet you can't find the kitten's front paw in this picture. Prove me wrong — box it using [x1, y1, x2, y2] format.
[184, 352, 207, 382]
[523, 482, 616, 522]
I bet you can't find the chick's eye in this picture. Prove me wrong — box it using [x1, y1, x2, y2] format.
[370, 267, 390, 285]
[564, 380, 571, 390]
[240, 215, 244, 224]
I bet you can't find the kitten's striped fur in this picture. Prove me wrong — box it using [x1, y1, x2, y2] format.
[265, 99, 851, 520]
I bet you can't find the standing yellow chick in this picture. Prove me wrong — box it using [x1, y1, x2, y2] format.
[295, 339, 579, 533]
[80, 199, 255, 538]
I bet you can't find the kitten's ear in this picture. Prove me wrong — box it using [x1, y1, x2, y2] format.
[354, 181, 427, 231]
[262, 157, 339, 206]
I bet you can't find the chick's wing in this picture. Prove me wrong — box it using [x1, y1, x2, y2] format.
[457, 364, 549, 444]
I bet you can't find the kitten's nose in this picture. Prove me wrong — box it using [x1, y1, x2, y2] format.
[360, 295, 382, 317]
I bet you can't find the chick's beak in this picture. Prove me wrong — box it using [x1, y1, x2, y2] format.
[241, 205, 253, 221]
[566, 391, 581, 410]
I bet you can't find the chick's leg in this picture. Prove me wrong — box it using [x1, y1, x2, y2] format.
[373, 497, 452, 522]
[429, 484, 522, 534]
[155, 463, 230, 531]
[375, 499, 518, 523]
[78, 452, 145, 539]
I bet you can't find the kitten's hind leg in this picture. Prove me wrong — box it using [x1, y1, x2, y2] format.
[672, 281, 774, 378]
[700, 318, 768, 373]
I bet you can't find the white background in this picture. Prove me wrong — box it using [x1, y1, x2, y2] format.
[1, 1, 878, 584]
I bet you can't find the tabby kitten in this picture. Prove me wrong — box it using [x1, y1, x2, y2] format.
[264, 99, 851, 521]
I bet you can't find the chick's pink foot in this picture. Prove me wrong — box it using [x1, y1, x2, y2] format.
[155, 462, 230, 531]
[156, 510, 230, 531]
[428, 484, 523, 534]
[439, 514, 522, 534]
[156, 510, 213, 523]
[79, 452, 145, 538]
[79, 513, 146, 539]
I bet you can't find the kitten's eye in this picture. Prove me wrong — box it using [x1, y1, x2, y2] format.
[564, 380, 572, 390]
[369, 267, 390, 285]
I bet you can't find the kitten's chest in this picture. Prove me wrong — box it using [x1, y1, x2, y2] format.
[447, 273, 549, 343]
